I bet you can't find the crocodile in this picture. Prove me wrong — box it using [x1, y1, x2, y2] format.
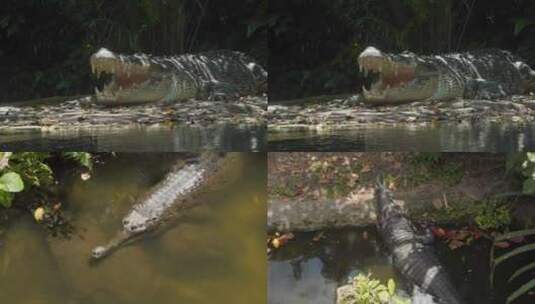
[91, 152, 235, 260]
[358, 46, 535, 104]
[90, 48, 267, 105]
[374, 176, 464, 304]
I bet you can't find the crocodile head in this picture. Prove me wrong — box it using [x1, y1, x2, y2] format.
[374, 175, 403, 222]
[90, 48, 188, 104]
[90, 210, 156, 261]
[358, 46, 439, 104]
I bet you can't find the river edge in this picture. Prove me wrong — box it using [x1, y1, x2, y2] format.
[268, 94, 535, 133]
[0, 95, 266, 134]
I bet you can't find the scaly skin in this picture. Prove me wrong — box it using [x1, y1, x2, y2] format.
[90, 48, 267, 105]
[375, 176, 464, 304]
[358, 46, 535, 104]
[91, 152, 233, 260]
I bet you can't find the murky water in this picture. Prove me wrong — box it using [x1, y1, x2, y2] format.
[0, 153, 266, 304]
[267, 229, 518, 304]
[0, 125, 266, 151]
[269, 122, 535, 152]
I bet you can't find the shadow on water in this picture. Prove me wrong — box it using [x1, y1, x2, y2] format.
[0, 124, 266, 151]
[268, 229, 530, 304]
[0, 153, 266, 304]
[268, 122, 535, 152]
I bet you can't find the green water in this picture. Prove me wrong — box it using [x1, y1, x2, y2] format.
[0, 153, 266, 304]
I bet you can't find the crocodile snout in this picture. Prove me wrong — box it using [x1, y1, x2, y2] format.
[91, 246, 107, 259]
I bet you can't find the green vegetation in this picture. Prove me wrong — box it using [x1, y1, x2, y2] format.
[490, 229, 535, 304]
[474, 200, 511, 231]
[0, 0, 267, 102]
[270, 0, 535, 100]
[508, 152, 535, 195]
[406, 153, 464, 186]
[0, 152, 92, 208]
[341, 273, 409, 304]
[414, 198, 511, 231]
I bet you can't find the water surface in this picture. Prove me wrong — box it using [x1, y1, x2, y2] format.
[0, 153, 266, 304]
[269, 122, 535, 151]
[0, 125, 266, 151]
[268, 229, 505, 304]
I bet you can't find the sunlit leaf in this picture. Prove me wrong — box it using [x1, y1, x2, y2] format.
[0, 172, 24, 192]
[387, 278, 396, 295]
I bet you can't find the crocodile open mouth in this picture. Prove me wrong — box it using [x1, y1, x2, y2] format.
[358, 46, 443, 103]
[90, 48, 152, 102]
[358, 47, 420, 102]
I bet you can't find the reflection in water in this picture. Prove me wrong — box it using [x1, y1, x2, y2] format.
[268, 229, 394, 304]
[269, 122, 535, 151]
[268, 229, 496, 304]
[0, 153, 266, 304]
[0, 124, 266, 151]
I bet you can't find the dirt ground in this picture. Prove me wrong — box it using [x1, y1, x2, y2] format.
[269, 152, 510, 201]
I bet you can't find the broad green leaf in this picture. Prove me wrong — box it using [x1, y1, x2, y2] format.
[387, 279, 396, 295]
[0, 190, 13, 208]
[0, 172, 24, 192]
[522, 178, 535, 194]
[526, 152, 535, 163]
[378, 290, 390, 303]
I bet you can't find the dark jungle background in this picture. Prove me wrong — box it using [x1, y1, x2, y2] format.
[269, 0, 535, 101]
[0, 0, 267, 102]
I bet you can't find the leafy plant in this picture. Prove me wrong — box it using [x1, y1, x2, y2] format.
[342, 273, 410, 304]
[0, 152, 93, 209]
[507, 152, 535, 194]
[490, 229, 535, 303]
[0, 152, 24, 208]
[474, 200, 511, 231]
[62, 152, 93, 170]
